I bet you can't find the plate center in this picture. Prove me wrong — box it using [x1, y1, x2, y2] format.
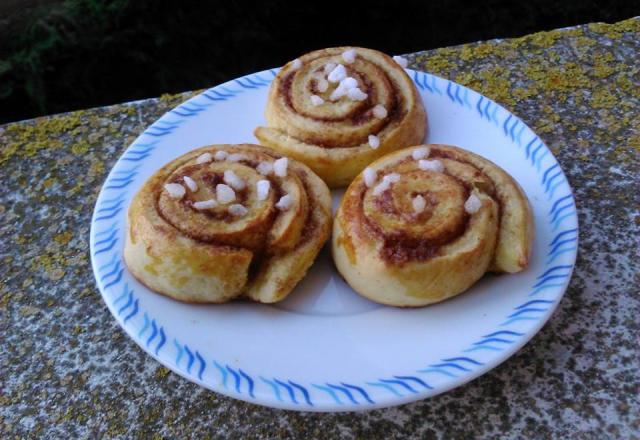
[270, 245, 382, 316]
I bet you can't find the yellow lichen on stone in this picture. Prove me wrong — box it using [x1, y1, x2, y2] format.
[32, 252, 68, 281]
[88, 160, 105, 177]
[0, 292, 11, 309]
[520, 61, 591, 100]
[43, 177, 58, 189]
[155, 366, 171, 380]
[458, 42, 500, 61]
[592, 63, 616, 79]
[67, 180, 86, 196]
[415, 52, 454, 75]
[551, 63, 590, 90]
[159, 93, 180, 103]
[615, 74, 640, 97]
[599, 113, 623, 135]
[54, 231, 72, 245]
[616, 17, 640, 33]
[473, 67, 516, 106]
[512, 87, 537, 101]
[158, 92, 192, 110]
[589, 19, 640, 39]
[0, 111, 87, 165]
[454, 72, 476, 87]
[71, 141, 91, 155]
[524, 30, 562, 48]
[590, 88, 617, 109]
[573, 36, 596, 48]
[125, 106, 138, 117]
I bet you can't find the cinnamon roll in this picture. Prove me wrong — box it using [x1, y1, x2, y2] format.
[254, 47, 427, 188]
[332, 144, 533, 307]
[124, 144, 332, 304]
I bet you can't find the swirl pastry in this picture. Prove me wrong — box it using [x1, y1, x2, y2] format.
[124, 144, 332, 304]
[332, 144, 533, 307]
[254, 47, 427, 188]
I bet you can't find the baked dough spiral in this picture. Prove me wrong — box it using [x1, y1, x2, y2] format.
[254, 47, 427, 188]
[124, 144, 332, 304]
[332, 144, 533, 307]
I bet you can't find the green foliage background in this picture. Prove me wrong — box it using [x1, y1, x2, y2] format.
[1, 1, 133, 121]
[1, 0, 637, 123]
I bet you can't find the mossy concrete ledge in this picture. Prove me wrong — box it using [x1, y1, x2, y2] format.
[1, 18, 638, 439]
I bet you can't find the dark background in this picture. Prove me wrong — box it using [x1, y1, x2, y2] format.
[1, 0, 638, 124]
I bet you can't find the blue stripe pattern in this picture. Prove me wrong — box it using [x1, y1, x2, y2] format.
[547, 229, 578, 265]
[446, 81, 470, 107]
[419, 357, 484, 378]
[261, 377, 283, 402]
[254, 377, 314, 405]
[93, 226, 118, 255]
[239, 370, 256, 398]
[227, 365, 241, 392]
[90, 68, 577, 409]
[215, 362, 229, 388]
[170, 341, 206, 380]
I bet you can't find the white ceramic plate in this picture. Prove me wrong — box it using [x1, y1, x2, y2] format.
[90, 68, 578, 411]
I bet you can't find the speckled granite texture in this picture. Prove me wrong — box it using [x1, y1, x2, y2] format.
[1, 18, 639, 439]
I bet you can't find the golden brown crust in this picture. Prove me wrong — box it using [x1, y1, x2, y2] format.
[254, 47, 427, 188]
[426, 146, 534, 272]
[124, 144, 332, 304]
[332, 144, 534, 307]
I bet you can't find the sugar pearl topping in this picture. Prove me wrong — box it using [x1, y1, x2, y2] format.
[316, 78, 329, 92]
[383, 173, 401, 183]
[291, 58, 302, 70]
[256, 161, 273, 176]
[273, 157, 288, 177]
[193, 199, 217, 210]
[372, 104, 388, 119]
[372, 180, 390, 196]
[330, 76, 358, 100]
[275, 194, 293, 210]
[196, 152, 212, 164]
[411, 146, 430, 160]
[183, 176, 198, 192]
[392, 55, 408, 68]
[216, 184, 236, 204]
[372, 173, 400, 196]
[228, 204, 248, 216]
[223, 170, 246, 190]
[347, 87, 368, 101]
[330, 88, 346, 101]
[327, 64, 347, 83]
[341, 77, 358, 89]
[256, 180, 270, 201]
[342, 49, 357, 64]
[412, 195, 426, 213]
[226, 153, 246, 162]
[363, 167, 377, 187]
[164, 183, 185, 199]
[368, 134, 380, 149]
[323, 62, 337, 74]
[310, 94, 325, 106]
[464, 194, 482, 214]
[418, 159, 444, 172]
[214, 150, 228, 161]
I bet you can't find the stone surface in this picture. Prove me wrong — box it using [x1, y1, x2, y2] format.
[1, 18, 639, 439]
